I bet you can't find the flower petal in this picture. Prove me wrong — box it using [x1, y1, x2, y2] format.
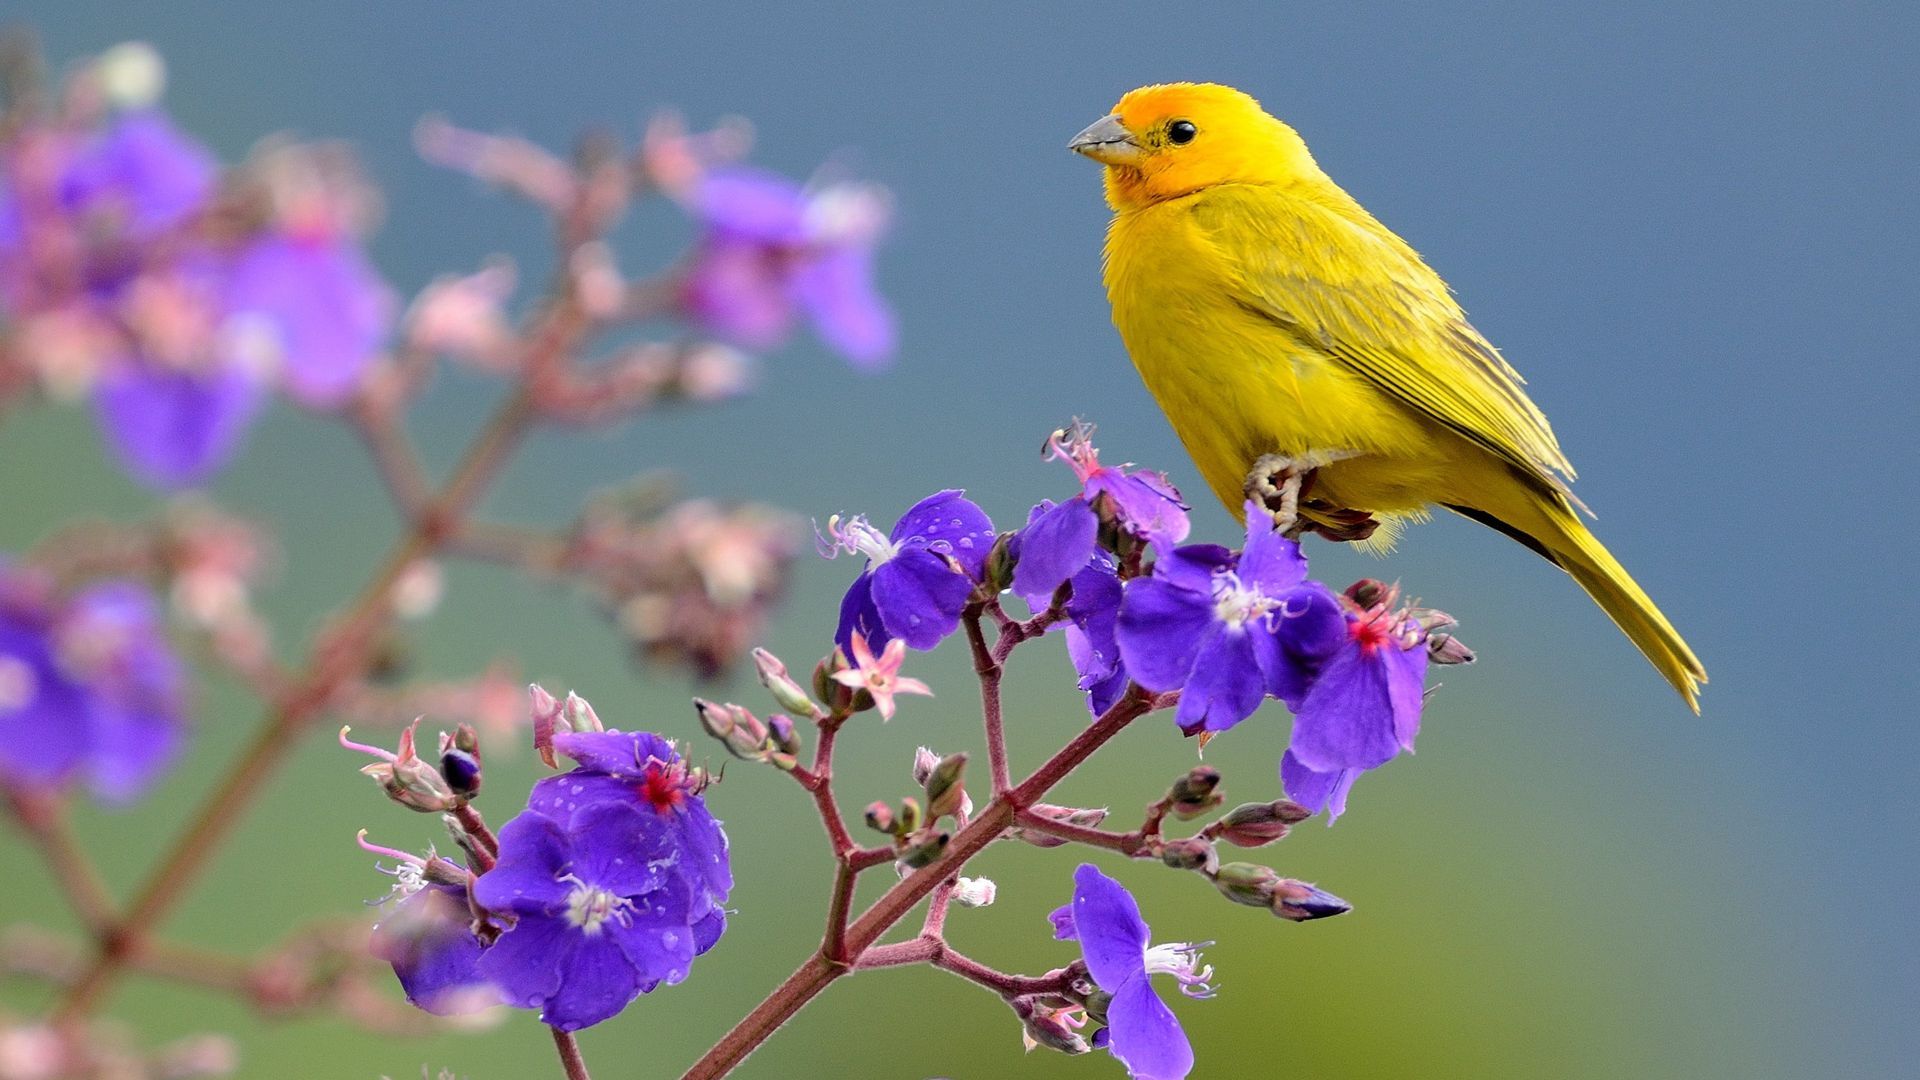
[93, 360, 264, 491]
[1048, 902, 1078, 940]
[1012, 498, 1098, 607]
[794, 245, 894, 370]
[1107, 974, 1195, 1080]
[371, 885, 496, 1015]
[550, 729, 679, 779]
[870, 548, 970, 650]
[890, 490, 994, 576]
[681, 236, 797, 350]
[1287, 640, 1406, 773]
[472, 811, 575, 914]
[569, 800, 674, 899]
[1172, 627, 1266, 733]
[610, 876, 696, 987]
[1236, 506, 1308, 593]
[1281, 749, 1361, 824]
[226, 235, 393, 408]
[1070, 863, 1149, 993]
[543, 932, 643, 1031]
[833, 572, 889, 656]
[1115, 578, 1211, 693]
[690, 168, 810, 243]
[477, 908, 573, 1010]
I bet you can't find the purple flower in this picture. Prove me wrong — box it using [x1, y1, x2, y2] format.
[369, 879, 498, 1016]
[93, 356, 265, 491]
[525, 730, 732, 965]
[1051, 864, 1212, 1080]
[474, 803, 703, 1031]
[1115, 503, 1344, 734]
[823, 490, 994, 653]
[0, 574, 186, 803]
[1014, 426, 1189, 603]
[59, 110, 216, 236]
[1279, 589, 1431, 822]
[680, 167, 893, 369]
[224, 233, 393, 406]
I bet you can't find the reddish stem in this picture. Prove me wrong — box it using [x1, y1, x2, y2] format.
[551, 1027, 592, 1080]
[451, 803, 500, 870]
[962, 606, 1011, 794]
[5, 791, 116, 933]
[1013, 809, 1151, 856]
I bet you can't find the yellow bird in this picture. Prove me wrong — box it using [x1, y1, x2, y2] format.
[1070, 82, 1706, 710]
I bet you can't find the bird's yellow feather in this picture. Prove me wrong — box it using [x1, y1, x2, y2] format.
[1080, 82, 1706, 708]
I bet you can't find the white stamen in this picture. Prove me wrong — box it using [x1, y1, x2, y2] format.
[1210, 571, 1276, 628]
[563, 875, 634, 936]
[818, 514, 900, 566]
[1144, 941, 1216, 999]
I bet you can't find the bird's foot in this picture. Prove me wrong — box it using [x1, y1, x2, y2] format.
[1244, 452, 1379, 542]
[1245, 453, 1306, 533]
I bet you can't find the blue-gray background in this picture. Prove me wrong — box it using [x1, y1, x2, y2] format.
[2, 3, 1915, 1078]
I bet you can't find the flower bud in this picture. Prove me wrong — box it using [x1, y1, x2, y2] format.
[951, 876, 997, 908]
[1159, 837, 1219, 873]
[562, 691, 604, 734]
[814, 649, 855, 714]
[895, 796, 923, 836]
[753, 647, 822, 717]
[530, 683, 562, 768]
[1167, 765, 1223, 820]
[766, 714, 803, 758]
[1345, 578, 1388, 609]
[923, 752, 969, 821]
[1014, 998, 1091, 1056]
[439, 747, 483, 799]
[863, 801, 895, 835]
[1012, 804, 1111, 848]
[1211, 800, 1306, 847]
[897, 828, 950, 869]
[983, 532, 1017, 594]
[362, 755, 459, 813]
[1426, 630, 1476, 665]
[1271, 879, 1352, 922]
[1211, 861, 1284, 909]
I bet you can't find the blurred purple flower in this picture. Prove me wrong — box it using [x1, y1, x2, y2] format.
[824, 490, 993, 654]
[369, 879, 498, 1016]
[474, 802, 705, 1031]
[224, 233, 393, 406]
[1052, 864, 1212, 1080]
[93, 356, 265, 490]
[59, 109, 216, 236]
[1115, 503, 1344, 734]
[0, 573, 186, 803]
[680, 167, 894, 369]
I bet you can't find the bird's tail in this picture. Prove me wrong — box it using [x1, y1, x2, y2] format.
[1450, 491, 1707, 712]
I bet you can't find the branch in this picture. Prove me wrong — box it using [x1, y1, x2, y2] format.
[1012, 809, 1151, 856]
[4, 791, 116, 933]
[53, 387, 543, 1022]
[679, 685, 1173, 1080]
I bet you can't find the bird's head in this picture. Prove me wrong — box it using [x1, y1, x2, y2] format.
[1070, 82, 1322, 211]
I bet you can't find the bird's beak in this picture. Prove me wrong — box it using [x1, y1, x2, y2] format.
[1069, 114, 1142, 166]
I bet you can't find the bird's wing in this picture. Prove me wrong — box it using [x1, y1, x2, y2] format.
[1193, 183, 1577, 496]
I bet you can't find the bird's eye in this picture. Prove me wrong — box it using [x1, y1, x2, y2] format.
[1167, 120, 1197, 145]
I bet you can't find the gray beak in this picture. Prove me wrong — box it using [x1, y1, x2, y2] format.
[1069, 114, 1142, 165]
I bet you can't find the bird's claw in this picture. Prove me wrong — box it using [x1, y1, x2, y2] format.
[1244, 452, 1380, 542]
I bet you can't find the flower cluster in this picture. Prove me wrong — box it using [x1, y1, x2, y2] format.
[0, 561, 185, 803]
[824, 428, 1460, 821]
[571, 496, 802, 679]
[0, 43, 393, 489]
[365, 692, 731, 1031]
[677, 166, 894, 369]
